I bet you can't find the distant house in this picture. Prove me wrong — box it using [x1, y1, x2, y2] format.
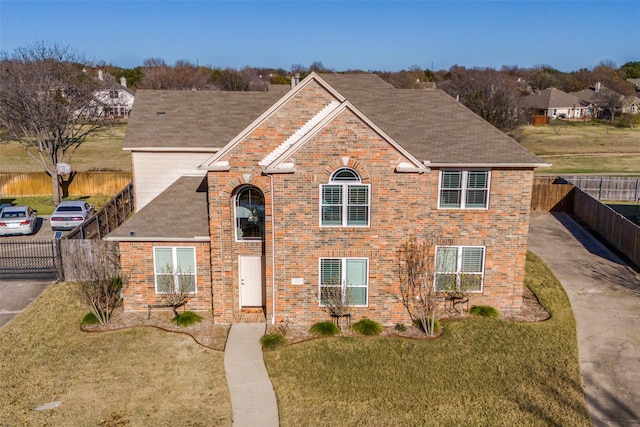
[570, 82, 623, 119]
[622, 96, 640, 114]
[90, 70, 135, 118]
[627, 78, 640, 92]
[519, 87, 589, 119]
[107, 72, 548, 326]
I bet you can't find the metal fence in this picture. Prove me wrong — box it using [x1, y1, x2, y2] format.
[0, 240, 61, 279]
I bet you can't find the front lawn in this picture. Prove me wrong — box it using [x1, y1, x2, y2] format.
[0, 282, 231, 426]
[264, 252, 590, 426]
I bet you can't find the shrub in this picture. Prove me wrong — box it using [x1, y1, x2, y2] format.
[310, 321, 341, 336]
[352, 318, 383, 336]
[413, 318, 441, 335]
[470, 305, 500, 318]
[395, 322, 407, 332]
[81, 312, 99, 325]
[261, 333, 287, 350]
[171, 311, 203, 327]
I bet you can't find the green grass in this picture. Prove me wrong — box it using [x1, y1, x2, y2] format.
[352, 318, 383, 336]
[171, 310, 203, 327]
[0, 282, 232, 426]
[0, 195, 113, 215]
[264, 252, 590, 426]
[261, 333, 288, 350]
[512, 124, 640, 176]
[310, 321, 341, 336]
[0, 123, 130, 173]
[469, 305, 500, 318]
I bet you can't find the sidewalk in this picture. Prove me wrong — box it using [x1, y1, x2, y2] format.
[528, 212, 640, 426]
[224, 323, 279, 427]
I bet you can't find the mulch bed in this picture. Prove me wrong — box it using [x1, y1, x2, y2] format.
[82, 286, 550, 350]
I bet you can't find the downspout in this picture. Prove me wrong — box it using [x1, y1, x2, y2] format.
[268, 173, 276, 325]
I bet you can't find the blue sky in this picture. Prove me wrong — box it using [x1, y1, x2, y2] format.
[1, 1, 638, 72]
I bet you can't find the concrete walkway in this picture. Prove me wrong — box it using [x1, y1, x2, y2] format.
[224, 323, 279, 427]
[528, 212, 640, 426]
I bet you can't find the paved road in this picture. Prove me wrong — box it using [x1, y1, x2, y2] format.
[528, 212, 640, 426]
[0, 215, 57, 328]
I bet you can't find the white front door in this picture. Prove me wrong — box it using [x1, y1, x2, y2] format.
[239, 255, 263, 307]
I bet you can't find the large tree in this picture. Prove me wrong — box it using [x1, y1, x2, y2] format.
[440, 67, 521, 131]
[0, 41, 108, 204]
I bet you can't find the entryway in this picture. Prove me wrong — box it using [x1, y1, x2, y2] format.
[238, 255, 264, 308]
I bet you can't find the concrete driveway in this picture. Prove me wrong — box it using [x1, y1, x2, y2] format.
[528, 212, 640, 426]
[0, 278, 53, 328]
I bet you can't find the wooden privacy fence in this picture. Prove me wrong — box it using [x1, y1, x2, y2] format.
[65, 183, 134, 240]
[0, 172, 132, 197]
[532, 176, 640, 268]
[531, 176, 575, 211]
[560, 176, 640, 202]
[60, 239, 121, 282]
[572, 189, 640, 267]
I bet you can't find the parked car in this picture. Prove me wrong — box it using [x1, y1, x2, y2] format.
[50, 201, 94, 231]
[0, 206, 38, 236]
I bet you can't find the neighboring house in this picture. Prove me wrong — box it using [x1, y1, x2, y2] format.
[90, 70, 136, 118]
[519, 87, 589, 119]
[106, 73, 548, 326]
[570, 82, 623, 119]
[622, 96, 640, 114]
[627, 78, 640, 92]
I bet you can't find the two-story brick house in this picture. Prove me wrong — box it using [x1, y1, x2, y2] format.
[106, 72, 547, 325]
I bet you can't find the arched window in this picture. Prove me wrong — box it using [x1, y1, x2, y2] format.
[320, 168, 370, 227]
[235, 186, 265, 241]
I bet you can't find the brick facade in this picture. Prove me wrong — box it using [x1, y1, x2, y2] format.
[205, 82, 534, 325]
[117, 75, 538, 326]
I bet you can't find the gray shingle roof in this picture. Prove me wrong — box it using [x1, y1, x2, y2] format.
[124, 89, 287, 150]
[125, 73, 542, 164]
[519, 88, 582, 110]
[320, 74, 543, 164]
[106, 176, 209, 241]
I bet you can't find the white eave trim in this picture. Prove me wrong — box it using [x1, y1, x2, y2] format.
[396, 162, 430, 173]
[203, 161, 230, 171]
[104, 236, 210, 242]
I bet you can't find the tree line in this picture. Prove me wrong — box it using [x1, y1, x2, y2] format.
[104, 58, 640, 96]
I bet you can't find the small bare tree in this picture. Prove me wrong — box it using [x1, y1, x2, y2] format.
[69, 240, 126, 324]
[156, 265, 195, 318]
[320, 275, 353, 330]
[393, 236, 442, 337]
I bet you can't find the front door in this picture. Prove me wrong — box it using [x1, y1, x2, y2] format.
[239, 255, 263, 307]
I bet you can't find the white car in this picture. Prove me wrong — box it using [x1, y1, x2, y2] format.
[0, 206, 38, 236]
[50, 201, 94, 231]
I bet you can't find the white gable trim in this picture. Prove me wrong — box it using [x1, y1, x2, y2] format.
[264, 100, 427, 171]
[199, 72, 344, 170]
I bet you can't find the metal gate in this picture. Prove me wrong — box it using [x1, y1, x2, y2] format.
[0, 241, 60, 279]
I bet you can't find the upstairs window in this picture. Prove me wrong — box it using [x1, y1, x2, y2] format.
[320, 168, 370, 227]
[439, 170, 490, 209]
